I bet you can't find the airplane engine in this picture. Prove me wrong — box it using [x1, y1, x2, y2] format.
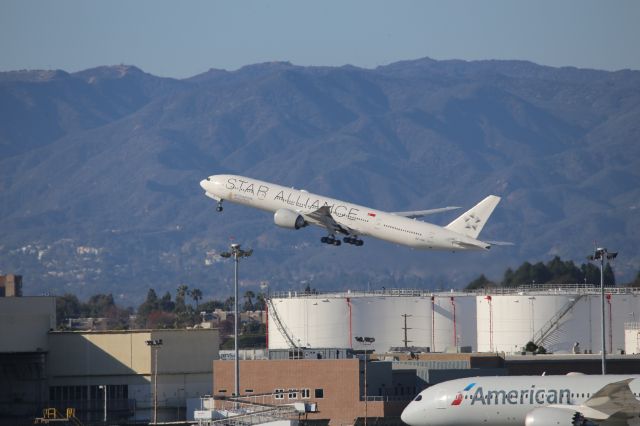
[274, 209, 307, 230]
[525, 407, 590, 426]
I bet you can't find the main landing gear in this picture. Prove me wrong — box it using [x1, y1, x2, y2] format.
[320, 236, 341, 246]
[320, 235, 364, 246]
[216, 200, 223, 212]
[343, 236, 364, 246]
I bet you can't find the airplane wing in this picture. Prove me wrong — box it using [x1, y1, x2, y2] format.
[303, 206, 359, 236]
[392, 206, 461, 219]
[484, 240, 515, 246]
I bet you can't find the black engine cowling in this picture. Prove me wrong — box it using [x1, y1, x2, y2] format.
[274, 208, 307, 230]
[525, 407, 589, 426]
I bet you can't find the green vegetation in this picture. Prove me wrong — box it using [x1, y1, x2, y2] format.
[465, 256, 620, 290]
[55, 285, 269, 348]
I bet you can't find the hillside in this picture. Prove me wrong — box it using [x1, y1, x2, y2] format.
[1, 58, 638, 303]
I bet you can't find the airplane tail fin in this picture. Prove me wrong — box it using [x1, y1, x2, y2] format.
[445, 195, 501, 239]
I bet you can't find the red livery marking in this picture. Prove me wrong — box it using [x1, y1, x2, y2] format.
[368, 213, 376, 217]
[451, 393, 463, 406]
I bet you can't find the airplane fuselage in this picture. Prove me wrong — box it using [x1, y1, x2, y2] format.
[401, 375, 640, 426]
[200, 174, 490, 251]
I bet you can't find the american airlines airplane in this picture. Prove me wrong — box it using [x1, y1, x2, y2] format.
[200, 174, 508, 250]
[401, 374, 640, 426]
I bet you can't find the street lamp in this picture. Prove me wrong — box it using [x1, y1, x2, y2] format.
[98, 385, 107, 423]
[220, 243, 253, 398]
[146, 338, 163, 424]
[354, 336, 375, 426]
[588, 247, 617, 375]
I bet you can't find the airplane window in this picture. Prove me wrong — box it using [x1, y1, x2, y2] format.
[414, 395, 422, 401]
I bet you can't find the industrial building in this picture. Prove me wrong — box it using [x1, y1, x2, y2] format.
[0, 295, 219, 425]
[267, 285, 640, 354]
[212, 350, 412, 426]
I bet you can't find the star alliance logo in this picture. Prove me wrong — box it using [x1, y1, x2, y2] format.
[464, 214, 482, 231]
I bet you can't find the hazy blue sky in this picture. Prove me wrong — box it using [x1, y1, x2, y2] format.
[1, 0, 638, 78]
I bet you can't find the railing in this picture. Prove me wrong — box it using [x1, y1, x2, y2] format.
[269, 285, 640, 299]
[532, 294, 585, 347]
[199, 397, 300, 426]
[265, 299, 299, 349]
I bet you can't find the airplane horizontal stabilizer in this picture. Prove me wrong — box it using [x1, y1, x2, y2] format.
[392, 206, 461, 219]
[581, 378, 640, 419]
[445, 195, 500, 239]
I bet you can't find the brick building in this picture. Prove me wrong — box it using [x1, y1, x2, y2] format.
[213, 358, 412, 426]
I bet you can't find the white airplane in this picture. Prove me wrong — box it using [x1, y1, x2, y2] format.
[401, 374, 640, 426]
[199, 174, 507, 250]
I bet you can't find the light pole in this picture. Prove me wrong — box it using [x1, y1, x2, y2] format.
[146, 338, 163, 424]
[221, 243, 253, 397]
[588, 247, 617, 375]
[98, 385, 107, 423]
[354, 336, 375, 426]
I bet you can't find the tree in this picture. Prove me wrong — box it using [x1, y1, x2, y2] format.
[160, 292, 175, 312]
[199, 299, 225, 311]
[223, 297, 235, 312]
[175, 284, 189, 313]
[465, 275, 495, 290]
[243, 290, 255, 311]
[190, 288, 203, 310]
[56, 294, 82, 327]
[137, 289, 160, 328]
[629, 271, 640, 287]
[83, 294, 115, 317]
[580, 263, 601, 285]
[255, 293, 266, 310]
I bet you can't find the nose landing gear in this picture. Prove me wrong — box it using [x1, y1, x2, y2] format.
[216, 200, 223, 212]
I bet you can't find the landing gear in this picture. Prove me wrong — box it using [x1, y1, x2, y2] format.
[216, 200, 223, 212]
[321, 236, 341, 246]
[343, 236, 364, 246]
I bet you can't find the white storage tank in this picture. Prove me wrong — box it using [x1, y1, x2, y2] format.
[267, 291, 476, 353]
[625, 323, 640, 355]
[476, 290, 640, 354]
[268, 287, 640, 354]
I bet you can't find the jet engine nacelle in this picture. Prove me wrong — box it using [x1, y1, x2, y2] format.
[274, 208, 307, 230]
[525, 407, 589, 426]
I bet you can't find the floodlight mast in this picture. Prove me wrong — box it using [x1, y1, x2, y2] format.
[220, 243, 253, 398]
[145, 338, 163, 424]
[587, 247, 618, 375]
[354, 336, 375, 426]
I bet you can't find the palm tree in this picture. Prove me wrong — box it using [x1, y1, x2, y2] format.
[243, 290, 255, 311]
[190, 288, 203, 310]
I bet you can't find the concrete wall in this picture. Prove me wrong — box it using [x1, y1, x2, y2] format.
[48, 328, 219, 423]
[0, 297, 55, 353]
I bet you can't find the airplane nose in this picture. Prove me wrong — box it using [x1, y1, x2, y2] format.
[199, 179, 208, 190]
[400, 402, 421, 426]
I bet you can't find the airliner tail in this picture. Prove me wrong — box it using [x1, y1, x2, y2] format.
[445, 195, 501, 239]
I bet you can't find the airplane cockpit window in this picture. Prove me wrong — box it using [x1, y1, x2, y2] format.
[414, 394, 423, 401]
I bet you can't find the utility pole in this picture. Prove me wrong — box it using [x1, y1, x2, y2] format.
[401, 314, 413, 348]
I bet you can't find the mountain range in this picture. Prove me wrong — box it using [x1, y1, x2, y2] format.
[1, 58, 638, 304]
